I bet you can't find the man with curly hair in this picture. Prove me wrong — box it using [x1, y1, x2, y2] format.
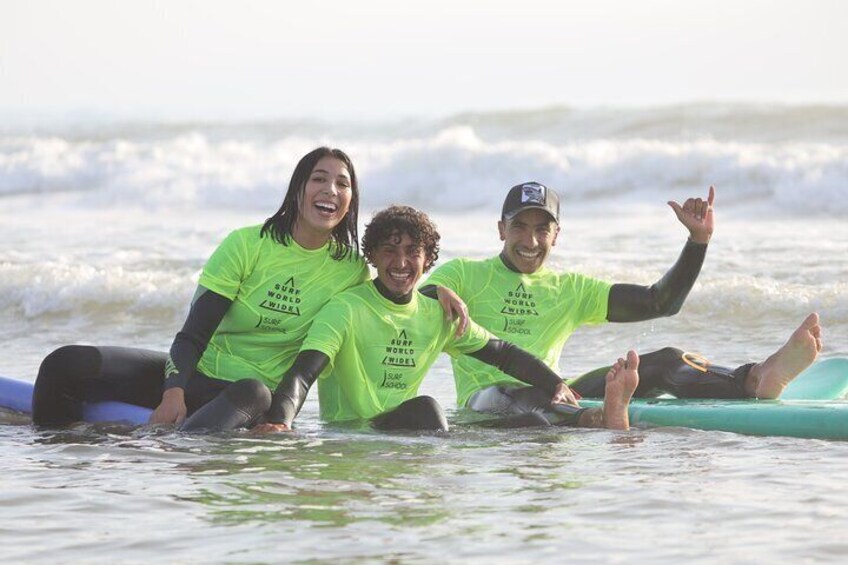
[253, 205, 640, 433]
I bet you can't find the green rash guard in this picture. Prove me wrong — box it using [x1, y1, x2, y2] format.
[195, 225, 369, 389]
[424, 256, 612, 406]
[302, 280, 492, 422]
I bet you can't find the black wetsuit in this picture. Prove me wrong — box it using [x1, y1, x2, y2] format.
[32, 282, 582, 431]
[450, 240, 752, 421]
[32, 240, 749, 429]
[264, 279, 585, 432]
[32, 289, 272, 430]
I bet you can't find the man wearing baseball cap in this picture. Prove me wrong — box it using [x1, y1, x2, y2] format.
[424, 182, 822, 425]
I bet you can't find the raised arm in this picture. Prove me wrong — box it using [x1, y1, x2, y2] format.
[149, 287, 232, 424]
[468, 339, 579, 406]
[608, 186, 715, 323]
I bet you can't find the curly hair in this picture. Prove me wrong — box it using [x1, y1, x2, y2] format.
[362, 205, 441, 272]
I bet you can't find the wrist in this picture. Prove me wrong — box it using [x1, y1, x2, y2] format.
[162, 387, 185, 400]
[265, 395, 290, 425]
[688, 234, 710, 245]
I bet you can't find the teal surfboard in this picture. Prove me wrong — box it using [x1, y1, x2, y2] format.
[578, 357, 848, 440]
[777, 358, 848, 400]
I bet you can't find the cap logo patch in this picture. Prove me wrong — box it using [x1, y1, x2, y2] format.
[520, 183, 546, 204]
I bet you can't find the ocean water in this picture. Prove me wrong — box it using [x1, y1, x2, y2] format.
[1, 104, 847, 562]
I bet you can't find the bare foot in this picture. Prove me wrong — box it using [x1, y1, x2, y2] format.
[602, 350, 640, 430]
[745, 313, 823, 399]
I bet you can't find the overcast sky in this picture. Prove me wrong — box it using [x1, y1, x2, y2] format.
[1, 0, 846, 121]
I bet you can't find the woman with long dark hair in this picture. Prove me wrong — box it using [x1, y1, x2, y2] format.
[33, 147, 375, 429]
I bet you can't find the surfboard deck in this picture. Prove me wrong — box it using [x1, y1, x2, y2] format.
[777, 358, 848, 400]
[1, 358, 846, 438]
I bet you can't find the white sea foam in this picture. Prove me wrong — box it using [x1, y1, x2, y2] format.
[1, 247, 844, 328]
[1, 123, 846, 215]
[691, 277, 848, 323]
[0, 261, 194, 319]
[354, 129, 848, 213]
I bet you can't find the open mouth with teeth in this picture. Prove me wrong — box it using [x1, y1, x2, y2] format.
[516, 249, 541, 259]
[314, 201, 338, 215]
[387, 269, 413, 283]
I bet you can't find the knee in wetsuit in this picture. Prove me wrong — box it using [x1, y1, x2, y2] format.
[32, 345, 102, 425]
[32, 345, 167, 426]
[180, 378, 272, 432]
[468, 384, 552, 414]
[371, 395, 449, 432]
[467, 385, 585, 427]
[650, 346, 687, 365]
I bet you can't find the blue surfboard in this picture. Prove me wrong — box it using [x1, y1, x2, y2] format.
[0, 375, 152, 425]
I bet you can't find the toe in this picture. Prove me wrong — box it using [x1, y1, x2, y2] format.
[803, 312, 819, 328]
[626, 350, 640, 370]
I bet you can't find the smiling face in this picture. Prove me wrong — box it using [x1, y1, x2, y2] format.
[372, 231, 427, 297]
[294, 156, 353, 247]
[498, 208, 560, 274]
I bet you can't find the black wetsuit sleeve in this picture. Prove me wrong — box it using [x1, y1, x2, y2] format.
[266, 350, 330, 427]
[418, 284, 438, 299]
[164, 287, 232, 390]
[468, 339, 563, 395]
[607, 239, 707, 323]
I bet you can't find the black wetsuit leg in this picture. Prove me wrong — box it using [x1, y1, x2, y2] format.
[467, 385, 585, 428]
[179, 376, 272, 432]
[32, 345, 167, 426]
[371, 396, 449, 432]
[568, 347, 753, 399]
[32, 345, 271, 431]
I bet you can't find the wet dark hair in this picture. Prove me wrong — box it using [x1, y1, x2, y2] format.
[260, 147, 359, 260]
[362, 205, 440, 272]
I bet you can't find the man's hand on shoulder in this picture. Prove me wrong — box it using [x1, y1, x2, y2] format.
[668, 185, 715, 245]
[436, 286, 469, 337]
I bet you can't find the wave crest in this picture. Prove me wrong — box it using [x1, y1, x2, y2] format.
[2, 127, 846, 215]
